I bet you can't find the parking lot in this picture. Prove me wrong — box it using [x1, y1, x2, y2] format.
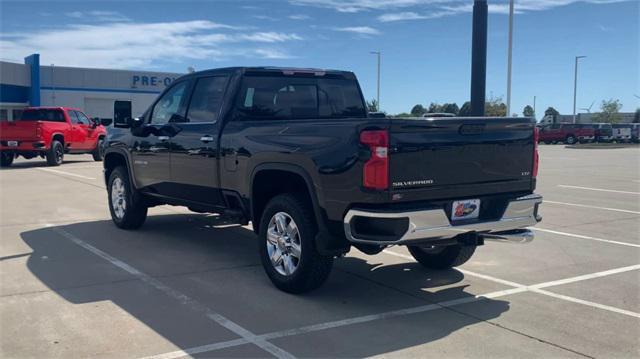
[1, 145, 638, 358]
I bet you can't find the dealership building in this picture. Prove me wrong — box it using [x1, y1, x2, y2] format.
[0, 54, 182, 122]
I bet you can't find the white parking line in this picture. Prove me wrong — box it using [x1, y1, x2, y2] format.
[142, 254, 640, 359]
[544, 200, 640, 215]
[37, 167, 96, 180]
[382, 249, 640, 318]
[558, 185, 640, 195]
[48, 225, 295, 359]
[532, 227, 640, 248]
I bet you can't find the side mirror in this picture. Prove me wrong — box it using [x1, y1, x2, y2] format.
[100, 118, 113, 127]
[90, 117, 101, 128]
[129, 117, 144, 129]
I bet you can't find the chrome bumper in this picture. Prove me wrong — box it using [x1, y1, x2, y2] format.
[343, 194, 542, 245]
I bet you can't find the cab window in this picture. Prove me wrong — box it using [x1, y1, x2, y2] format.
[186, 76, 229, 123]
[150, 81, 189, 124]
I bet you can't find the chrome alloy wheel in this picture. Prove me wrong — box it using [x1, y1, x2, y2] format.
[266, 212, 302, 276]
[111, 177, 127, 219]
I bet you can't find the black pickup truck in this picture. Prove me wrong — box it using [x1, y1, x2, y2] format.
[102, 67, 542, 293]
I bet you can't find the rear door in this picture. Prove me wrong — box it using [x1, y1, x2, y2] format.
[169, 75, 229, 206]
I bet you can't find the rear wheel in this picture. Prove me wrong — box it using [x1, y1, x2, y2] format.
[107, 166, 147, 229]
[46, 140, 64, 166]
[407, 244, 476, 269]
[259, 193, 334, 293]
[0, 152, 14, 167]
[565, 135, 577, 145]
[92, 138, 105, 161]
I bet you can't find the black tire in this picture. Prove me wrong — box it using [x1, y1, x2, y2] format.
[92, 138, 105, 161]
[46, 140, 64, 166]
[407, 244, 476, 270]
[565, 135, 577, 145]
[107, 166, 147, 229]
[0, 152, 14, 167]
[258, 193, 334, 293]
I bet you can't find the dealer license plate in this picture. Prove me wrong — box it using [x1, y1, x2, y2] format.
[451, 199, 481, 221]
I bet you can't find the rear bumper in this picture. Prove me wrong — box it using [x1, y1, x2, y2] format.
[343, 194, 542, 245]
[0, 140, 47, 152]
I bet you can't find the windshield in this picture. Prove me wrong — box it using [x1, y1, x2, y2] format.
[20, 109, 65, 122]
[235, 76, 366, 120]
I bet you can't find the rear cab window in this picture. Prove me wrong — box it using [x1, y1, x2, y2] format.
[19, 109, 66, 122]
[234, 74, 366, 120]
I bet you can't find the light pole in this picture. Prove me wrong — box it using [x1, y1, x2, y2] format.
[370, 51, 381, 111]
[573, 55, 586, 124]
[506, 0, 514, 117]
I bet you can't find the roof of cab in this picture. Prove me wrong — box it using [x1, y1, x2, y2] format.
[178, 66, 356, 80]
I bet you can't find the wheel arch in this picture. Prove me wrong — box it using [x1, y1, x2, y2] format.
[103, 149, 136, 190]
[250, 163, 324, 236]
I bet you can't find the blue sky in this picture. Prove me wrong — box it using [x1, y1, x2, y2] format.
[1, 0, 638, 116]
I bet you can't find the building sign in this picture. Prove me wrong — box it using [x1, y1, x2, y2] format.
[131, 75, 177, 88]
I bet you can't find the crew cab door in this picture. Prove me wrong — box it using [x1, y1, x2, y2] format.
[168, 75, 229, 207]
[74, 110, 98, 150]
[130, 80, 190, 192]
[67, 110, 88, 150]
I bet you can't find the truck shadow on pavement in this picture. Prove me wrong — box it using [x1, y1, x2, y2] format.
[1, 159, 89, 170]
[20, 214, 510, 357]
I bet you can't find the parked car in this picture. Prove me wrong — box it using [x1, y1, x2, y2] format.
[0, 107, 106, 167]
[630, 123, 640, 143]
[612, 124, 632, 143]
[102, 67, 542, 293]
[592, 123, 614, 142]
[537, 123, 595, 144]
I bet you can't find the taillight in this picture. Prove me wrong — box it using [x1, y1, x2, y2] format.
[360, 130, 389, 190]
[35, 123, 42, 138]
[533, 127, 539, 178]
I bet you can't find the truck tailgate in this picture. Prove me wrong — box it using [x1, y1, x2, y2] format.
[0, 121, 39, 140]
[388, 117, 535, 200]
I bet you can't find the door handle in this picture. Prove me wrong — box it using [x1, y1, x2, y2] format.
[158, 136, 169, 141]
[200, 135, 214, 143]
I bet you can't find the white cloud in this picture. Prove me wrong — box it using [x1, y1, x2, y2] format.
[65, 10, 131, 22]
[333, 26, 381, 35]
[290, 0, 452, 13]
[373, 0, 633, 22]
[0, 21, 301, 69]
[288, 14, 311, 20]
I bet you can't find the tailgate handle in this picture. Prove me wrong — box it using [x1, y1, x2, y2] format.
[459, 124, 485, 135]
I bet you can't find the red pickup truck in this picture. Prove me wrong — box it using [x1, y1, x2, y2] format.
[537, 123, 595, 145]
[0, 107, 107, 167]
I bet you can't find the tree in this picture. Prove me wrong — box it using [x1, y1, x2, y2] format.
[366, 99, 379, 112]
[441, 103, 460, 115]
[459, 102, 472, 116]
[428, 103, 442, 113]
[485, 96, 507, 117]
[523, 105, 534, 118]
[544, 107, 560, 117]
[410, 104, 426, 116]
[595, 99, 623, 123]
[395, 112, 413, 118]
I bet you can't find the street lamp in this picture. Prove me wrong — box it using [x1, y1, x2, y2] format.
[370, 51, 381, 111]
[573, 55, 586, 124]
[506, 0, 514, 117]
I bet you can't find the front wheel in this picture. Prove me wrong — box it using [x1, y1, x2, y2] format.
[92, 138, 104, 161]
[0, 152, 14, 167]
[407, 244, 476, 269]
[107, 166, 147, 229]
[259, 193, 334, 293]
